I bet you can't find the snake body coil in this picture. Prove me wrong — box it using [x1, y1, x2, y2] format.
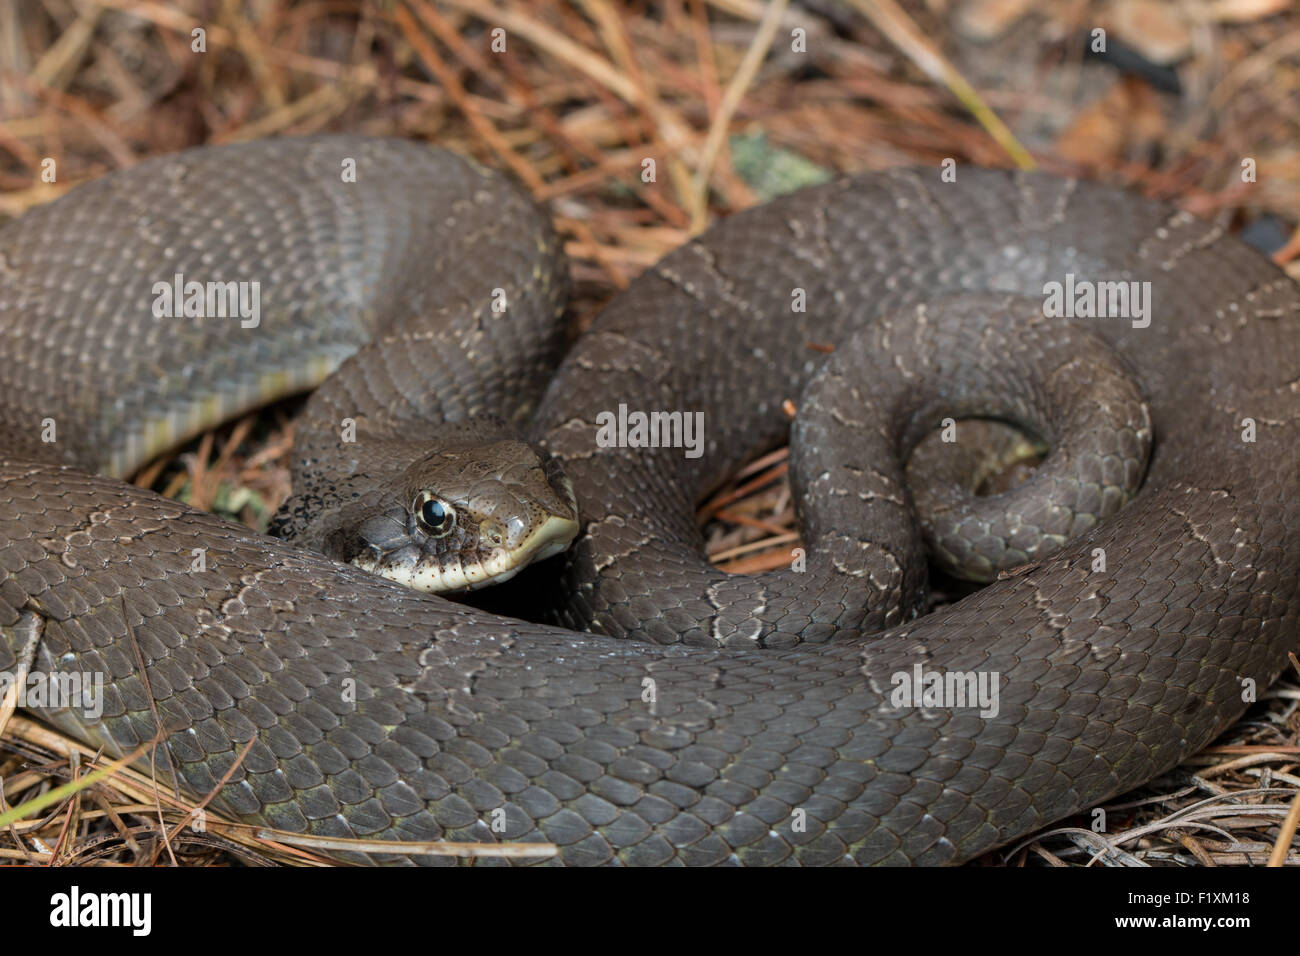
[0, 136, 1296, 865]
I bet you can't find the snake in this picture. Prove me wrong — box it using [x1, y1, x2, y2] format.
[0, 135, 1296, 866]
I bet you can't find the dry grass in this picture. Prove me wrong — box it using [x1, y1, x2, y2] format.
[1, 0, 1298, 866]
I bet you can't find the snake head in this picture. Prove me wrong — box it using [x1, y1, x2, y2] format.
[337, 439, 580, 593]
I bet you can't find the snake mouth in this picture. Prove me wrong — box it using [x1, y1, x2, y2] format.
[350, 513, 579, 593]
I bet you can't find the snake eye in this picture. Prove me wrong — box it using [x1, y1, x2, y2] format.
[414, 494, 456, 537]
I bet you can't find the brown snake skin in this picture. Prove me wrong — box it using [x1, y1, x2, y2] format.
[0, 136, 1297, 865]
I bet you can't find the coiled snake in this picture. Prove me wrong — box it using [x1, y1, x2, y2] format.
[0, 136, 1296, 865]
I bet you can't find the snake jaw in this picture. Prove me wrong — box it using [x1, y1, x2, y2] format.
[350, 510, 578, 592]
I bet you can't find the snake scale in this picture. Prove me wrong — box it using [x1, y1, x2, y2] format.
[1, 136, 1297, 865]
